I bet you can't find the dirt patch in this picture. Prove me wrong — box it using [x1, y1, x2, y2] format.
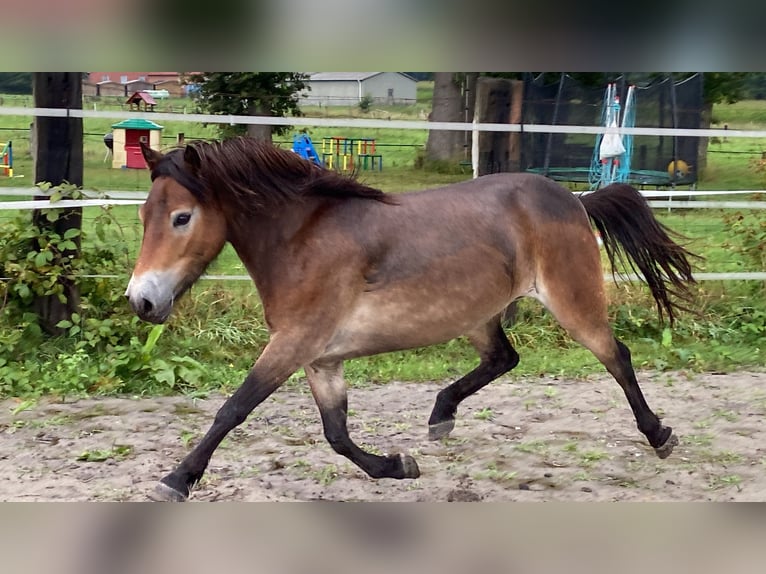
[2, 370, 765, 501]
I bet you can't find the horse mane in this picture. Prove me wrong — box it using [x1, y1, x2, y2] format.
[150, 137, 394, 212]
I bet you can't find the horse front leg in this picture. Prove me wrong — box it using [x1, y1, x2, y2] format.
[152, 336, 306, 501]
[306, 360, 420, 480]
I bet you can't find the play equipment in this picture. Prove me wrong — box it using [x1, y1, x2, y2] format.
[110, 119, 164, 169]
[322, 137, 352, 170]
[292, 133, 322, 165]
[321, 136, 382, 171]
[668, 159, 690, 179]
[522, 74, 702, 188]
[589, 83, 636, 189]
[0, 141, 12, 177]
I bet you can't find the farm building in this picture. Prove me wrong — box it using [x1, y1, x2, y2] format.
[302, 73, 417, 106]
[85, 81, 126, 97]
[83, 73, 189, 97]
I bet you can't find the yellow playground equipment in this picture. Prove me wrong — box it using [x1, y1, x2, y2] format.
[321, 137, 382, 171]
[1, 141, 12, 177]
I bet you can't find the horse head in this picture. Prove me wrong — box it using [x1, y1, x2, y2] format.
[125, 143, 228, 323]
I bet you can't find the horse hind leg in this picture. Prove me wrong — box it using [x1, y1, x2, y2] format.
[306, 360, 420, 480]
[428, 317, 520, 440]
[536, 276, 678, 458]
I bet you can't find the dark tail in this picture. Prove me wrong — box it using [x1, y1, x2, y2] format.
[579, 183, 699, 324]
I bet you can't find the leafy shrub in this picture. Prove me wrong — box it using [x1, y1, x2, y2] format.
[358, 95, 373, 112]
[0, 183, 208, 398]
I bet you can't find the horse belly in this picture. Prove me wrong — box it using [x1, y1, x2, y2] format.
[322, 259, 526, 360]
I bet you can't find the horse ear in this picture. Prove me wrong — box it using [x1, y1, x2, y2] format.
[140, 141, 162, 170]
[184, 144, 202, 173]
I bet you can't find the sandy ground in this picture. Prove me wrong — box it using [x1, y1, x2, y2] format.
[1, 370, 765, 502]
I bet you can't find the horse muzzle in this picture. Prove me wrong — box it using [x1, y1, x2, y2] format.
[125, 271, 177, 324]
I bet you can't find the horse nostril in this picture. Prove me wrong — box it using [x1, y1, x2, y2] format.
[142, 298, 154, 314]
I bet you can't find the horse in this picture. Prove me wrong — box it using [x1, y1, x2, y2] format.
[126, 137, 697, 501]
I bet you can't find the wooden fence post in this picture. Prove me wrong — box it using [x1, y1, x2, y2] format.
[32, 72, 84, 335]
[474, 77, 513, 176]
[473, 77, 525, 325]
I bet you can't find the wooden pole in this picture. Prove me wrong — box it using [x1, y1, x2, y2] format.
[32, 72, 83, 335]
[473, 77, 520, 326]
[474, 77, 512, 176]
[508, 79, 524, 173]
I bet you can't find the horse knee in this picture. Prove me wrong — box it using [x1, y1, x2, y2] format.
[214, 403, 249, 429]
[502, 346, 520, 372]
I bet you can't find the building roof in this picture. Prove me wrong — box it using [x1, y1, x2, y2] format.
[308, 72, 415, 82]
[126, 91, 157, 106]
[88, 72, 184, 84]
[111, 118, 164, 130]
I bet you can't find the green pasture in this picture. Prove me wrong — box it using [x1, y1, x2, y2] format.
[2, 87, 765, 191]
[0, 92, 764, 399]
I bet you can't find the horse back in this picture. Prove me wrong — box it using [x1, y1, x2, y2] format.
[341, 172, 588, 266]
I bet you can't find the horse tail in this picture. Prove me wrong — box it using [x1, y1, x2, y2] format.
[579, 183, 698, 324]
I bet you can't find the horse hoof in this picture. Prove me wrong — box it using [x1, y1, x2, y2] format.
[399, 454, 421, 479]
[149, 481, 188, 502]
[428, 419, 455, 441]
[654, 433, 679, 459]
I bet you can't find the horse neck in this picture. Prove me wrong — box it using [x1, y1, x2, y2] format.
[225, 197, 324, 294]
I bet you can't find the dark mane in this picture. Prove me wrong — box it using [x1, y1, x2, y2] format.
[150, 137, 394, 212]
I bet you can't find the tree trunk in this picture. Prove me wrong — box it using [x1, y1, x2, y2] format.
[32, 73, 83, 335]
[474, 77, 513, 176]
[246, 101, 273, 143]
[696, 101, 713, 177]
[426, 73, 465, 162]
[472, 76, 523, 326]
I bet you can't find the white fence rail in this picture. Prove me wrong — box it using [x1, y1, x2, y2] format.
[1, 109, 763, 283]
[5, 105, 766, 139]
[3, 190, 766, 212]
[1, 190, 763, 283]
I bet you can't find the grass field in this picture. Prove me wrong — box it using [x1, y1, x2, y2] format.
[0, 89, 764, 399]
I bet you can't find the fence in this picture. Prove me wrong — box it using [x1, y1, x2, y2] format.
[1, 107, 765, 283]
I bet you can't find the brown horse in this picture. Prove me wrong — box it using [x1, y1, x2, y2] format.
[127, 137, 696, 501]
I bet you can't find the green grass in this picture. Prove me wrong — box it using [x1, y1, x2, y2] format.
[711, 100, 766, 128]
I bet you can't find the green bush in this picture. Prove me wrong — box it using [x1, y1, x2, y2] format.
[0, 183, 210, 398]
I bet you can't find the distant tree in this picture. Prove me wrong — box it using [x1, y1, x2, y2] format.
[743, 73, 766, 100]
[0, 73, 32, 94]
[405, 72, 433, 81]
[186, 73, 309, 142]
[742, 72, 766, 100]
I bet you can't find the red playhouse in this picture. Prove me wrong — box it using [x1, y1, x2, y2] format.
[110, 118, 164, 169]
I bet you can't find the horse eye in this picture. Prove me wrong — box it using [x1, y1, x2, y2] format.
[173, 212, 192, 227]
